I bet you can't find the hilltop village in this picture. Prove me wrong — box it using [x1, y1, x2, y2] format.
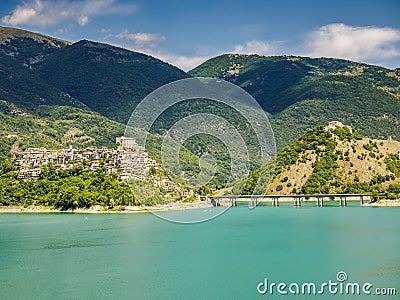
[14, 137, 182, 193]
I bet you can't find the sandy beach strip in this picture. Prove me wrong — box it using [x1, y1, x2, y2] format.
[362, 199, 400, 207]
[0, 202, 213, 214]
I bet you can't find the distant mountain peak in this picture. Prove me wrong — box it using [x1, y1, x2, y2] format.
[71, 39, 145, 56]
[0, 26, 71, 47]
[0, 26, 72, 67]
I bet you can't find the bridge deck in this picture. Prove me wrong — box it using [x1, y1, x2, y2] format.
[209, 194, 376, 207]
[211, 193, 374, 199]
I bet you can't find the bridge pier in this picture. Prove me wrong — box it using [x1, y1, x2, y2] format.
[249, 197, 261, 208]
[272, 197, 279, 207]
[249, 197, 254, 208]
[316, 196, 324, 207]
[293, 197, 301, 207]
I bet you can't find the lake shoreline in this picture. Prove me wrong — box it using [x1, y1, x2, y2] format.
[0, 202, 213, 214]
[363, 199, 400, 207]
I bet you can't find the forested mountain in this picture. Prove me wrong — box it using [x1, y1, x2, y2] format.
[0, 26, 85, 110]
[0, 26, 188, 122]
[190, 54, 400, 150]
[33, 40, 188, 123]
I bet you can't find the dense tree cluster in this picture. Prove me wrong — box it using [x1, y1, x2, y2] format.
[0, 163, 136, 210]
[275, 126, 332, 177]
[301, 138, 338, 194]
[385, 154, 400, 177]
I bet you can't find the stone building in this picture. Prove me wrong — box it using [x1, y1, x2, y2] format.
[324, 121, 352, 133]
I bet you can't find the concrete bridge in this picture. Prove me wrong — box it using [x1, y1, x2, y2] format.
[209, 194, 376, 208]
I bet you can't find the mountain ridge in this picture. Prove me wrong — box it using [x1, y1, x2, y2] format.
[0, 26, 188, 122]
[189, 54, 400, 150]
[0, 26, 72, 46]
[33, 39, 189, 122]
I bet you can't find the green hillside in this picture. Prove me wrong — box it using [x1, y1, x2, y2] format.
[0, 28, 85, 110]
[190, 54, 400, 150]
[0, 27, 188, 123]
[34, 40, 189, 123]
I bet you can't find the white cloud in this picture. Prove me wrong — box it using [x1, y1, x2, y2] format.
[1, 0, 137, 27]
[106, 39, 209, 71]
[115, 30, 166, 48]
[233, 40, 281, 56]
[120, 46, 209, 71]
[2, 6, 38, 25]
[78, 15, 89, 26]
[303, 23, 400, 61]
[113, 37, 282, 71]
[153, 53, 210, 71]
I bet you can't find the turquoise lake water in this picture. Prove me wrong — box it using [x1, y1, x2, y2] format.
[0, 206, 399, 299]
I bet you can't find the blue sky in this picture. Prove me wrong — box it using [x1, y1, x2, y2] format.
[1, 0, 399, 70]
